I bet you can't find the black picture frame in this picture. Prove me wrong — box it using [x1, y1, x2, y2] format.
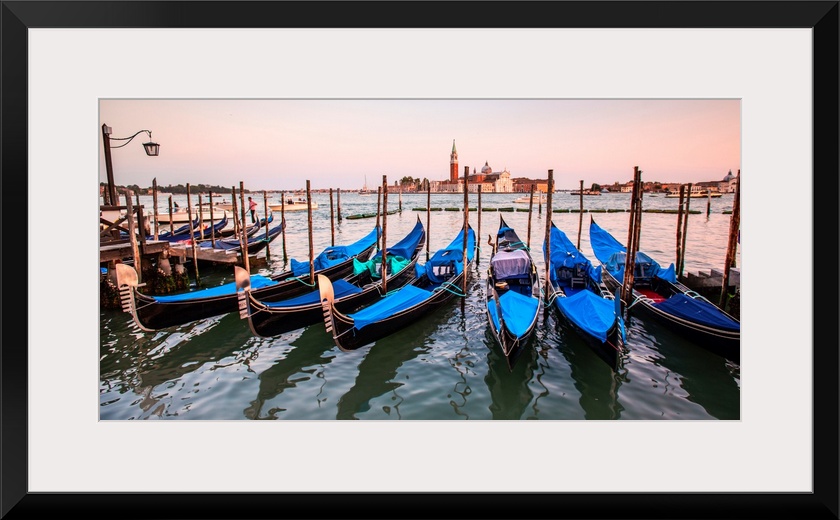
[2, 1, 837, 518]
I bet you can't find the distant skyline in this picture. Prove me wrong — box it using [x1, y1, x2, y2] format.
[100, 99, 740, 192]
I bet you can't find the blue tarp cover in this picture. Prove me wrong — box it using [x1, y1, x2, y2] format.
[152, 274, 277, 302]
[347, 226, 472, 331]
[378, 219, 424, 261]
[353, 219, 424, 277]
[291, 226, 379, 277]
[555, 289, 617, 343]
[589, 220, 676, 283]
[264, 279, 362, 308]
[487, 289, 540, 339]
[350, 284, 432, 331]
[543, 224, 601, 285]
[425, 226, 475, 284]
[653, 294, 740, 331]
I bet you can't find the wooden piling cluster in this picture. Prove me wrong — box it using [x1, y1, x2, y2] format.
[99, 189, 189, 308]
[675, 182, 693, 277]
[102, 169, 739, 315]
[622, 166, 644, 303]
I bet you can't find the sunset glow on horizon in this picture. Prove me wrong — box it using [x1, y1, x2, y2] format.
[100, 98, 740, 192]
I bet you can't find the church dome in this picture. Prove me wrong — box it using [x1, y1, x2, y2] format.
[723, 170, 734, 181]
[481, 161, 492, 174]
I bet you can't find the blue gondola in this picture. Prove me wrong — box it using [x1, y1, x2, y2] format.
[319, 223, 475, 351]
[589, 218, 739, 361]
[485, 215, 541, 369]
[543, 221, 625, 367]
[240, 216, 426, 337]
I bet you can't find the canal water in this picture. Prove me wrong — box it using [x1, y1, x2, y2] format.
[100, 191, 740, 421]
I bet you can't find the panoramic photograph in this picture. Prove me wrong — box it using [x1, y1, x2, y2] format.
[99, 98, 741, 421]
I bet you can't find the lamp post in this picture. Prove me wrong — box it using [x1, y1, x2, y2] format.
[101, 123, 160, 206]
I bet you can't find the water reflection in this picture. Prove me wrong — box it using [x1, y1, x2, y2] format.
[632, 316, 740, 420]
[335, 323, 433, 420]
[100, 194, 741, 421]
[99, 310, 255, 418]
[549, 312, 625, 420]
[244, 325, 338, 419]
[484, 327, 537, 419]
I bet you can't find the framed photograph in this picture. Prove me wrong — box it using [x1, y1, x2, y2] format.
[4, 1, 836, 518]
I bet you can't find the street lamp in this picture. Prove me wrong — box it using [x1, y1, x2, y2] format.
[101, 123, 160, 206]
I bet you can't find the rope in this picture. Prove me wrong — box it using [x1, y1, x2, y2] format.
[433, 281, 465, 297]
[382, 287, 403, 298]
[684, 290, 714, 304]
[627, 296, 650, 310]
[284, 276, 316, 287]
[541, 287, 559, 306]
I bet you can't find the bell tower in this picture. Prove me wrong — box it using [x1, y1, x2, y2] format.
[449, 139, 458, 183]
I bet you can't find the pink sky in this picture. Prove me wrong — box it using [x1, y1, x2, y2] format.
[100, 99, 740, 191]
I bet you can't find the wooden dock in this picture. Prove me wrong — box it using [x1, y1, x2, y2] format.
[99, 199, 257, 273]
[99, 239, 263, 267]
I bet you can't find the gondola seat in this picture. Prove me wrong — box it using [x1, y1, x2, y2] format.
[492, 249, 532, 296]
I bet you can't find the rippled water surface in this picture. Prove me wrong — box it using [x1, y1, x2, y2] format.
[100, 192, 740, 420]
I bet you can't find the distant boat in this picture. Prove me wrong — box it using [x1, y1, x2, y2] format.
[359, 176, 372, 196]
[569, 189, 602, 196]
[665, 191, 723, 198]
[162, 206, 230, 224]
[513, 192, 547, 204]
[199, 197, 234, 211]
[268, 197, 318, 211]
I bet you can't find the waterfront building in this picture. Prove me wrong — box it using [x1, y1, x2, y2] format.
[464, 161, 513, 193]
[430, 140, 513, 193]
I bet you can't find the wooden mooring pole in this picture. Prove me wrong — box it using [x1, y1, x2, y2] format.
[231, 185, 240, 235]
[239, 182, 249, 272]
[329, 188, 335, 246]
[280, 191, 287, 263]
[476, 185, 482, 265]
[152, 178, 159, 240]
[679, 183, 692, 278]
[198, 194, 204, 240]
[307, 181, 314, 285]
[375, 186, 382, 250]
[263, 190, 270, 260]
[676, 184, 686, 270]
[168, 195, 174, 233]
[622, 167, 642, 303]
[543, 170, 554, 308]
[381, 175, 388, 295]
[209, 190, 217, 248]
[187, 183, 201, 286]
[426, 185, 431, 261]
[124, 189, 141, 283]
[577, 179, 584, 250]
[527, 183, 535, 249]
[719, 170, 741, 308]
[462, 171, 469, 310]
[337, 188, 342, 222]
